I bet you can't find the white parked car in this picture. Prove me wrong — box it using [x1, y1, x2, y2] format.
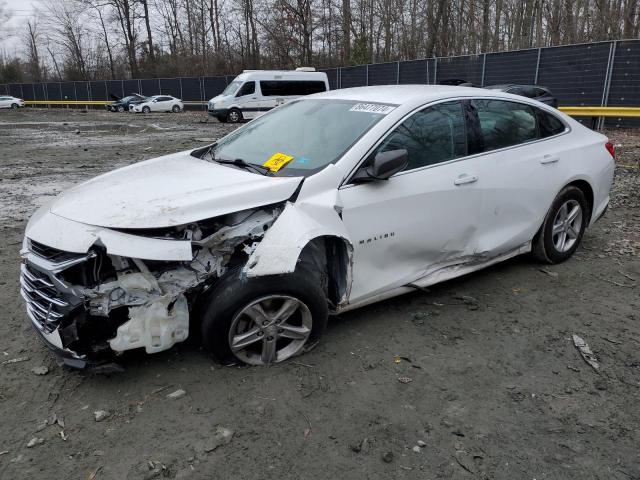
[21, 86, 614, 368]
[130, 95, 183, 113]
[208, 68, 329, 123]
[0, 95, 25, 109]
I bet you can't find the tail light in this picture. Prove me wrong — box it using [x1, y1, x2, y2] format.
[605, 142, 615, 159]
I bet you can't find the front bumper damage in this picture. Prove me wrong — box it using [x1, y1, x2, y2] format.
[20, 207, 282, 367]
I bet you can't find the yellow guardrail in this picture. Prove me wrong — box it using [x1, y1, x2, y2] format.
[20, 101, 640, 118]
[24, 100, 110, 105]
[559, 106, 640, 117]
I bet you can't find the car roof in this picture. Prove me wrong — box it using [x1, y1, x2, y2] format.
[306, 85, 511, 105]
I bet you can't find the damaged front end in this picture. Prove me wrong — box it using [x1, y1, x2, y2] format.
[20, 206, 283, 368]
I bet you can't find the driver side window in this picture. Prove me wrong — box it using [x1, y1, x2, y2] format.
[236, 81, 255, 97]
[371, 101, 467, 171]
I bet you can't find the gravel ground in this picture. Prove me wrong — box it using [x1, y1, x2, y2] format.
[0, 109, 638, 480]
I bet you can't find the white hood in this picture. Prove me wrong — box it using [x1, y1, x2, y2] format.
[49, 151, 302, 229]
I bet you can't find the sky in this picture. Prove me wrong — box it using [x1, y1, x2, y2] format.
[1, 0, 39, 54]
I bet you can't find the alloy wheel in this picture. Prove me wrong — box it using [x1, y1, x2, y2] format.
[552, 199, 582, 252]
[228, 295, 312, 365]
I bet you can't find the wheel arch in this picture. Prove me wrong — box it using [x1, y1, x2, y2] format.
[297, 235, 353, 310]
[564, 178, 594, 222]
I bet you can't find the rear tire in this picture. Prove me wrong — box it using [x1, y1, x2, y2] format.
[117, 106, 125, 112]
[172, 105, 181, 113]
[226, 108, 242, 123]
[532, 186, 589, 264]
[11, 103, 18, 109]
[200, 267, 328, 365]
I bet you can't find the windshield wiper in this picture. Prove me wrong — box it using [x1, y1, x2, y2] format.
[213, 157, 273, 176]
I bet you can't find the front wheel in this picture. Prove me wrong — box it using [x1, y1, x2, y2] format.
[142, 106, 150, 114]
[200, 269, 328, 365]
[532, 186, 589, 264]
[226, 108, 242, 123]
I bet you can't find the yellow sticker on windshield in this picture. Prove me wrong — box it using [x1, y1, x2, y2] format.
[263, 152, 294, 172]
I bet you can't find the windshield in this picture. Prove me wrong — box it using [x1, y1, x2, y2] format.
[208, 99, 393, 177]
[222, 81, 242, 96]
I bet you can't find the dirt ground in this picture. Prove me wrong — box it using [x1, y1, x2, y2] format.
[0, 108, 639, 480]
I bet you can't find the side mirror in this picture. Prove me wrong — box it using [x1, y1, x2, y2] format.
[351, 149, 408, 184]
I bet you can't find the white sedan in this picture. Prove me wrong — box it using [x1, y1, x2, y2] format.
[21, 86, 614, 368]
[0, 95, 25, 109]
[130, 95, 183, 113]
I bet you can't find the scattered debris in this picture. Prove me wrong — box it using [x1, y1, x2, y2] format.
[1, 356, 29, 365]
[350, 438, 369, 453]
[59, 430, 68, 441]
[31, 365, 49, 375]
[0, 451, 8, 456]
[94, 410, 111, 422]
[167, 389, 186, 400]
[567, 365, 580, 372]
[381, 451, 394, 463]
[202, 426, 234, 453]
[397, 377, 413, 384]
[603, 337, 622, 345]
[539, 268, 559, 278]
[412, 445, 421, 453]
[26, 437, 44, 448]
[572, 334, 600, 371]
[417, 440, 426, 447]
[87, 466, 103, 480]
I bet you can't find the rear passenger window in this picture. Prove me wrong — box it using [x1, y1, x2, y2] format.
[260, 81, 326, 96]
[372, 101, 467, 171]
[536, 109, 566, 137]
[473, 99, 537, 151]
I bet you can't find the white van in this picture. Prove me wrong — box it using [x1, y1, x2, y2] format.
[207, 68, 329, 123]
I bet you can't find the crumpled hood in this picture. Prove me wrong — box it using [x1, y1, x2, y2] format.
[50, 151, 302, 229]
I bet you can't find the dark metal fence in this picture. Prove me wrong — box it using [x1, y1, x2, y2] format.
[2, 40, 639, 126]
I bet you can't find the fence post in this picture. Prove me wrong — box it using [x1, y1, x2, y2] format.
[481, 53, 486, 86]
[426, 60, 429, 84]
[599, 40, 617, 130]
[365, 64, 369, 86]
[339, 67, 342, 89]
[433, 57, 438, 84]
[396, 61, 400, 84]
[534, 48, 542, 84]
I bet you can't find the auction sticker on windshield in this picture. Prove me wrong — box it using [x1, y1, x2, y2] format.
[263, 152, 295, 172]
[349, 103, 396, 115]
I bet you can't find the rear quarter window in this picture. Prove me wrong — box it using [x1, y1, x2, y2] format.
[536, 109, 566, 137]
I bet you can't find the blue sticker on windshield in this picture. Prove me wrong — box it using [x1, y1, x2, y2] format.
[294, 157, 310, 165]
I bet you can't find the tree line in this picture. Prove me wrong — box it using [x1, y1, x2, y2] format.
[0, 0, 638, 84]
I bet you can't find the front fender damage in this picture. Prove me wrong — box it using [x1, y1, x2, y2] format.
[41, 207, 283, 359]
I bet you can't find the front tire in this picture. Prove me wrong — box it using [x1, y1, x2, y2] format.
[142, 106, 150, 114]
[200, 268, 328, 365]
[532, 186, 589, 264]
[226, 108, 242, 123]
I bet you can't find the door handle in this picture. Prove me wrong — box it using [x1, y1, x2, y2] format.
[454, 174, 478, 185]
[540, 154, 559, 164]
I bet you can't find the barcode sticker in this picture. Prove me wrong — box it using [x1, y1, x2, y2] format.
[349, 103, 396, 115]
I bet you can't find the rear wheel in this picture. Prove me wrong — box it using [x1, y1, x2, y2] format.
[200, 268, 328, 365]
[172, 104, 181, 113]
[226, 108, 242, 123]
[533, 186, 589, 264]
[11, 103, 18, 109]
[117, 105, 125, 112]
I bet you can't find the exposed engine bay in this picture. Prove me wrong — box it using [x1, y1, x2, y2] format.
[20, 205, 283, 366]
